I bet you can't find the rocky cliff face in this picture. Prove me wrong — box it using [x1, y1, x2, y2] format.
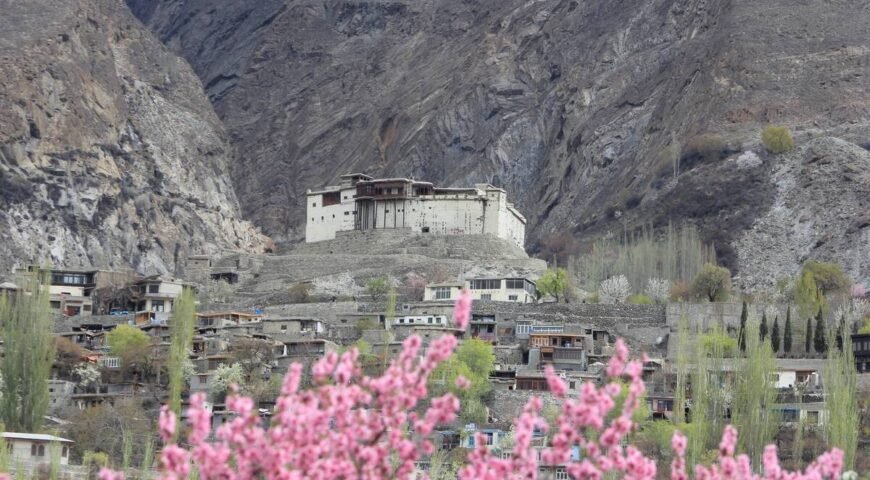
[127, 0, 869, 284]
[0, 0, 269, 275]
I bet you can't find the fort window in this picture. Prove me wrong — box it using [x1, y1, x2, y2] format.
[322, 191, 340, 206]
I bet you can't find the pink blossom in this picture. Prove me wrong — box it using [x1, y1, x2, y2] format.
[97, 295, 846, 480]
[453, 289, 472, 329]
[455, 375, 471, 390]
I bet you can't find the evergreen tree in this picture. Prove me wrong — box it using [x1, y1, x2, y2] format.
[0, 270, 55, 432]
[771, 316, 780, 353]
[814, 308, 827, 354]
[738, 301, 748, 352]
[759, 311, 768, 342]
[805, 318, 813, 354]
[783, 307, 793, 354]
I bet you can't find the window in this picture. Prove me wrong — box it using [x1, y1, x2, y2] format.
[38, 445, 45, 456]
[280, 325, 287, 331]
[344, 211, 350, 215]
[398, 318, 405, 324]
[434, 287, 451, 300]
[481, 294, 492, 301]
[152, 300, 165, 312]
[470, 279, 501, 290]
[199, 376, 208, 385]
[62, 446, 68, 457]
[508, 295, 518, 301]
[312, 203, 317, 207]
[148, 284, 159, 293]
[428, 317, 433, 324]
[50, 301, 61, 309]
[32, 444, 37, 456]
[506, 279, 524, 289]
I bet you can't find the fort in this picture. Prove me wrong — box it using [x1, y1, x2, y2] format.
[305, 174, 526, 248]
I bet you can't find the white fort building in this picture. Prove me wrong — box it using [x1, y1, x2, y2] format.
[305, 173, 526, 248]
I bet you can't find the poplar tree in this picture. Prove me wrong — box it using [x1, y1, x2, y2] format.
[771, 316, 780, 353]
[738, 301, 748, 352]
[0, 270, 55, 432]
[783, 307, 793, 354]
[759, 311, 768, 342]
[814, 308, 826, 354]
[804, 318, 812, 354]
[169, 288, 197, 417]
[823, 333, 858, 469]
[732, 316, 778, 469]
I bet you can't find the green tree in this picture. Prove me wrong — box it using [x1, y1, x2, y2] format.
[0, 270, 55, 432]
[823, 333, 858, 469]
[537, 268, 568, 302]
[690, 263, 731, 302]
[794, 270, 825, 320]
[783, 307, 793, 354]
[429, 338, 494, 424]
[107, 324, 153, 375]
[761, 125, 795, 154]
[168, 289, 197, 417]
[770, 316, 780, 353]
[801, 261, 850, 296]
[365, 277, 390, 302]
[738, 302, 748, 352]
[813, 308, 826, 354]
[804, 317, 813, 354]
[759, 311, 768, 342]
[673, 314, 690, 424]
[732, 316, 778, 469]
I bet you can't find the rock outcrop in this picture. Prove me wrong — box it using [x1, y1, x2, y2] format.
[735, 138, 870, 291]
[128, 0, 870, 281]
[0, 0, 269, 275]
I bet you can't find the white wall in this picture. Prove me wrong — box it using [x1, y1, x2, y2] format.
[306, 186, 357, 242]
[7, 440, 70, 466]
[306, 183, 526, 248]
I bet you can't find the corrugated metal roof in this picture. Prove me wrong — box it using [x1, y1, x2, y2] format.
[1, 432, 73, 443]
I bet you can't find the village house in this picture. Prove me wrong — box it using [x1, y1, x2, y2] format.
[529, 333, 588, 371]
[129, 276, 194, 323]
[197, 311, 264, 328]
[0, 281, 20, 295]
[305, 174, 526, 248]
[1, 433, 73, 466]
[260, 317, 325, 337]
[422, 277, 537, 303]
[852, 333, 870, 373]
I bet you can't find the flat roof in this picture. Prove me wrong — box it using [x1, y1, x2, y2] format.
[427, 282, 464, 288]
[1, 433, 73, 443]
[197, 311, 263, 318]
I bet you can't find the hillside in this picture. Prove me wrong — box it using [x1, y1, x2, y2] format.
[0, 0, 269, 275]
[127, 0, 869, 281]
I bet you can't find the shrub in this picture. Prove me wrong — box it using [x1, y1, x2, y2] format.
[669, 281, 691, 302]
[288, 283, 312, 303]
[627, 294, 653, 305]
[690, 263, 732, 302]
[761, 125, 795, 154]
[366, 277, 390, 302]
[682, 133, 726, 164]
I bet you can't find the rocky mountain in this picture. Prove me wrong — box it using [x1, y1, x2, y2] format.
[0, 0, 269, 275]
[126, 0, 869, 285]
